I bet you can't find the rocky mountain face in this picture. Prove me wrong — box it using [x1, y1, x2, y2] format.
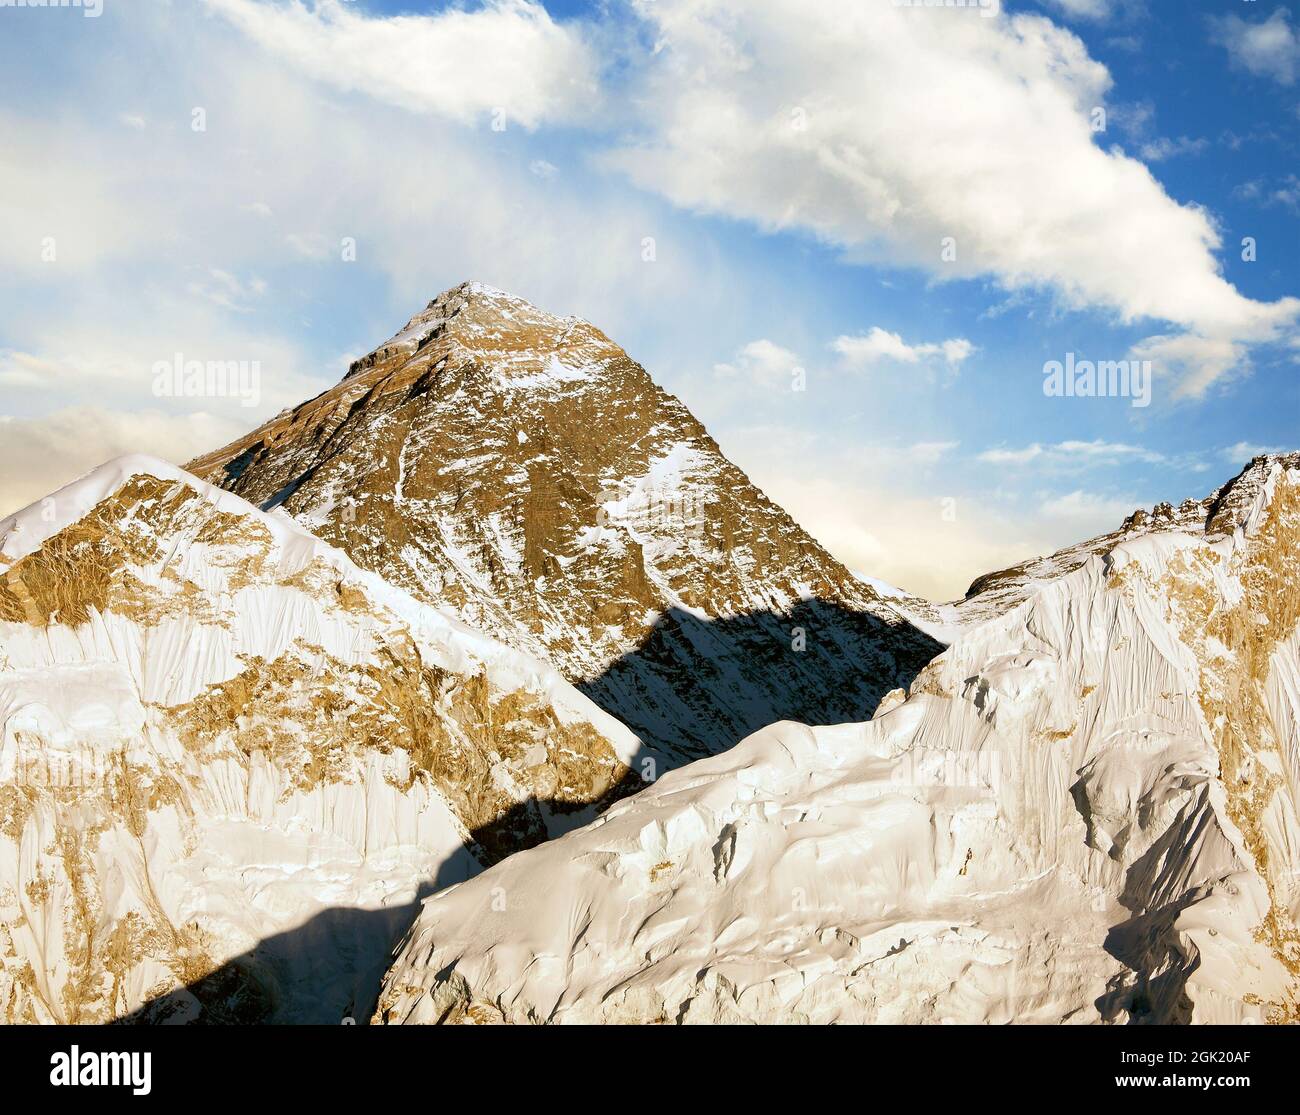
[0, 457, 637, 1024]
[188, 283, 940, 764]
[376, 456, 1300, 1025]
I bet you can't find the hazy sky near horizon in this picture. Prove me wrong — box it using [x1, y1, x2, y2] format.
[1, 0, 1298, 600]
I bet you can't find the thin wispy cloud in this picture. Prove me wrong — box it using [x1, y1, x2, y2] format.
[1038, 488, 1138, 522]
[978, 439, 1167, 468]
[1139, 135, 1209, 162]
[833, 328, 974, 369]
[1221, 440, 1298, 467]
[714, 339, 803, 383]
[1210, 7, 1299, 87]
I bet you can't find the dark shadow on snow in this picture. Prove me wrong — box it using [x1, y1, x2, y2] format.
[1082, 779, 1204, 1024]
[576, 599, 942, 763]
[117, 847, 478, 1026]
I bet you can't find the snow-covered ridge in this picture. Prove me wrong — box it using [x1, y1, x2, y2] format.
[0, 454, 639, 750]
[0, 454, 638, 1023]
[1, 453, 319, 567]
[377, 462, 1300, 1025]
[890, 452, 1300, 640]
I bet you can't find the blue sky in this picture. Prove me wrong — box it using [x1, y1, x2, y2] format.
[1, 0, 1297, 599]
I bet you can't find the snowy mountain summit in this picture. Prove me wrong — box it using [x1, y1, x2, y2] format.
[377, 454, 1300, 1025]
[190, 282, 940, 764]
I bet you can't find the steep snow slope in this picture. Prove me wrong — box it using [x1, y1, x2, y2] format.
[377, 458, 1300, 1025]
[0, 456, 637, 1024]
[188, 283, 939, 762]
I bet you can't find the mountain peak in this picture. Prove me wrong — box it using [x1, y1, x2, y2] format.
[402, 280, 558, 332]
[190, 288, 939, 762]
[1203, 450, 1300, 536]
[344, 281, 583, 383]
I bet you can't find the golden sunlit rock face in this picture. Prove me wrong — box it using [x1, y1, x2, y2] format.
[189, 283, 941, 761]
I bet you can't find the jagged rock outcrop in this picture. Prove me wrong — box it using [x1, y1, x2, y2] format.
[188, 283, 940, 762]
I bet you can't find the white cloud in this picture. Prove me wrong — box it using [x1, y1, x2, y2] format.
[1055, 439, 1163, 464]
[713, 338, 803, 382]
[1272, 176, 1300, 212]
[1039, 0, 1117, 22]
[185, 268, 269, 313]
[833, 328, 974, 368]
[1234, 179, 1264, 202]
[835, 440, 961, 468]
[979, 443, 1045, 465]
[1038, 488, 1137, 522]
[283, 232, 334, 261]
[1106, 34, 1142, 53]
[1233, 174, 1300, 214]
[1107, 99, 1155, 137]
[1138, 135, 1209, 162]
[979, 439, 1166, 467]
[206, 0, 601, 129]
[1210, 7, 1299, 86]
[903, 440, 961, 464]
[1221, 440, 1297, 467]
[607, 0, 1298, 396]
[1128, 330, 1248, 399]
